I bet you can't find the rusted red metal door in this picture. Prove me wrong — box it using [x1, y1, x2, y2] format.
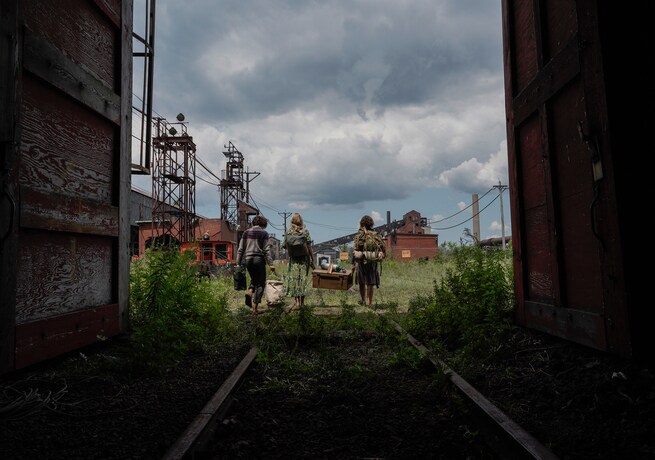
[501, 0, 635, 355]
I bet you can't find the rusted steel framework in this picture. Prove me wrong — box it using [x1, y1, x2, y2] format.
[151, 117, 197, 244]
[219, 141, 244, 227]
[220, 141, 262, 229]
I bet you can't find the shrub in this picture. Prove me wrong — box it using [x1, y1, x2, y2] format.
[129, 248, 238, 369]
[403, 245, 515, 367]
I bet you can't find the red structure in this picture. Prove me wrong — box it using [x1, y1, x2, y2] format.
[137, 217, 238, 264]
[386, 233, 439, 261]
[502, 0, 651, 360]
[384, 211, 439, 261]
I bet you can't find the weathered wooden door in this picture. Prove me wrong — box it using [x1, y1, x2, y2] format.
[0, 0, 132, 374]
[501, 0, 644, 356]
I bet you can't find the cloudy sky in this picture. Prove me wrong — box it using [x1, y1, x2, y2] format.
[131, 0, 511, 246]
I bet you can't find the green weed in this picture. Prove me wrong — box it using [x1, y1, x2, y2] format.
[126, 243, 516, 379]
[128, 248, 241, 371]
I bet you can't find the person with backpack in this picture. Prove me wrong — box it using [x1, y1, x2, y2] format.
[281, 213, 315, 309]
[352, 215, 386, 307]
[236, 215, 276, 314]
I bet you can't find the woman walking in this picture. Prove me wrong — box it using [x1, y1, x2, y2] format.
[352, 215, 385, 307]
[282, 213, 315, 309]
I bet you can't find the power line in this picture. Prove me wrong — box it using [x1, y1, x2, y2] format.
[196, 174, 219, 187]
[430, 193, 501, 230]
[303, 218, 354, 232]
[428, 187, 495, 224]
[196, 155, 220, 182]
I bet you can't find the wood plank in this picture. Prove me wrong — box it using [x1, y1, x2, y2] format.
[19, 186, 118, 236]
[22, 31, 120, 124]
[92, 0, 122, 28]
[15, 232, 114, 323]
[14, 303, 120, 370]
[0, 5, 19, 144]
[22, 0, 117, 88]
[501, 0, 526, 325]
[511, 0, 538, 92]
[512, 37, 580, 126]
[524, 300, 606, 351]
[543, 0, 577, 59]
[20, 74, 115, 200]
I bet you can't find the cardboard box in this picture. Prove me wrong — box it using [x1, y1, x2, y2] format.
[312, 268, 353, 290]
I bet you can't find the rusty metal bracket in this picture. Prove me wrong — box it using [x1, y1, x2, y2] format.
[577, 121, 604, 182]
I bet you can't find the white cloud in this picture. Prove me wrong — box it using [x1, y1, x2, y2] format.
[371, 211, 383, 224]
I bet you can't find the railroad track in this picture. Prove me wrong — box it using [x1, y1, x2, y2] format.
[163, 313, 559, 460]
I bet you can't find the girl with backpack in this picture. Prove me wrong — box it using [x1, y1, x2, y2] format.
[352, 215, 386, 307]
[282, 213, 315, 309]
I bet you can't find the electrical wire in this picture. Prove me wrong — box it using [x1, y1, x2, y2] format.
[195, 155, 221, 183]
[247, 195, 283, 230]
[428, 187, 496, 224]
[430, 193, 501, 230]
[196, 175, 219, 187]
[249, 192, 353, 232]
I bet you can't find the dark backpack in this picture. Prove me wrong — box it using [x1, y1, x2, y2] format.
[286, 231, 308, 258]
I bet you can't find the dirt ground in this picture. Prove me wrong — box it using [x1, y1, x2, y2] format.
[1, 324, 654, 460]
[467, 328, 655, 460]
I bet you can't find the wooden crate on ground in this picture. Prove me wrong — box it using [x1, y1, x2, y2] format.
[312, 269, 353, 290]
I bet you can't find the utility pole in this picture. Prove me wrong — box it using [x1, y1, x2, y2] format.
[472, 193, 480, 243]
[278, 211, 292, 235]
[278, 211, 292, 255]
[493, 181, 509, 249]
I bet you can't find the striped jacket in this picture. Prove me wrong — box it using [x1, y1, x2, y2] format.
[236, 226, 274, 266]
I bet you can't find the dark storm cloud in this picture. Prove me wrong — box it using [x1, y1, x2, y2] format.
[151, 0, 503, 121]
[137, 0, 508, 216]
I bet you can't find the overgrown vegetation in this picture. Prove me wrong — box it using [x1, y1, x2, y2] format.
[401, 243, 515, 374]
[128, 248, 241, 370]
[126, 243, 515, 378]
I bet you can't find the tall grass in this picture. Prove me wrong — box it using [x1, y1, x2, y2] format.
[129, 248, 241, 370]
[401, 244, 516, 372]
[128, 243, 515, 374]
[226, 257, 454, 311]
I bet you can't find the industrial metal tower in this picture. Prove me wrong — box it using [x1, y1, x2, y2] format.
[151, 115, 197, 245]
[220, 141, 259, 230]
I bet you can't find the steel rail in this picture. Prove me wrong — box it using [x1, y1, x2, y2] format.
[166, 312, 559, 459]
[161, 346, 258, 460]
[380, 314, 559, 460]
